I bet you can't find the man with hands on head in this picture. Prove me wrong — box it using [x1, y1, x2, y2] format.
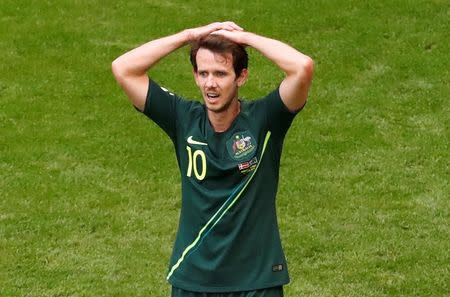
[112, 21, 313, 297]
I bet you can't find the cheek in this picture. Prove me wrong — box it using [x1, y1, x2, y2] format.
[194, 76, 203, 87]
[223, 78, 236, 89]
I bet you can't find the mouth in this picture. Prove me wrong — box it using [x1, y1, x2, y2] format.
[206, 92, 220, 103]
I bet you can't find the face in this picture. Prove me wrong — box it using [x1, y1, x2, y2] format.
[194, 48, 247, 114]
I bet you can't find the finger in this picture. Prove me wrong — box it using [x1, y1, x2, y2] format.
[203, 22, 242, 39]
[223, 24, 237, 31]
[210, 30, 240, 43]
[201, 23, 227, 37]
[210, 29, 227, 36]
[207, 22, 223, 32]
[223, 21, 244, 31]
[211, 22, 233, 32]
[215, 29, 235, 35]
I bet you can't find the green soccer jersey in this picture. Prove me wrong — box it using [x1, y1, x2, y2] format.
[142, 80, 300, 293]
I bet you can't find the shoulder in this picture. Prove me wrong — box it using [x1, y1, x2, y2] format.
[244, 88, 287, 112]
[244, 88, 299, 135]
[148, 80, 202, 111]
[260, 87, 303, 115]
[182, 100, 204, 117]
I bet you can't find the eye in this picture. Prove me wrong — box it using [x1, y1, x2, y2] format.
[216, 71, 226, 77]
[198, 71, 207, 77]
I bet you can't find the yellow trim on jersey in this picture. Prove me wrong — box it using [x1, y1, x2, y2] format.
[167, 131, 272, 280]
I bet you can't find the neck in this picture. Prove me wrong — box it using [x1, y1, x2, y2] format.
[208, 99, 240, 133]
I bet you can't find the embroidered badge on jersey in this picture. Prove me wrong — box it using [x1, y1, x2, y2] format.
[226, 131, 257, 160]
[237, 157, 258, 174]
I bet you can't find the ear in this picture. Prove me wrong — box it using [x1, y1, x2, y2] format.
[236, 68, 248, 87]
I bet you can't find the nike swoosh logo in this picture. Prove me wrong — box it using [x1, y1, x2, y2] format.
[187, 136, 208, 146]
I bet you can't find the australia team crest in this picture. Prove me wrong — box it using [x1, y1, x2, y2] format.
[226, 131, 257, 160]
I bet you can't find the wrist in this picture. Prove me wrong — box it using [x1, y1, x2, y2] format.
[240, 31, 255, 46]
[180, 29, 195, 44]
[171, 29, 191, 47]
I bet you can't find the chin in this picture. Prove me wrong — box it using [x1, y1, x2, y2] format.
[203, 95, 236, 114]
[206, 104, 225, 113]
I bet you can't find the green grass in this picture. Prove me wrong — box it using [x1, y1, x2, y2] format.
[1, 0, 449, 296]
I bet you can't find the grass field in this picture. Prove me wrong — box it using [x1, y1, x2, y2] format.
[1, 0, 449, 296]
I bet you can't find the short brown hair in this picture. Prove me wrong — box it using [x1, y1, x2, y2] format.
[190, 34, 248, 76]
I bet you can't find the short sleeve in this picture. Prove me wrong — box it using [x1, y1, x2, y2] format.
[261, 88, 304, 136]
[141, 79, 180, 140]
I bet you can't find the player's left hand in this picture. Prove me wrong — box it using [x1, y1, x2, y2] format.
[187, 21, 243, 42]
[211, 29, 250, 46]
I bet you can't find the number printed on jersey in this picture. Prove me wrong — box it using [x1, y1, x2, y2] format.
[186, 146, 207, 181]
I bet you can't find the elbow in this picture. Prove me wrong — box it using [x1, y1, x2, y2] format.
[288, 55, 314, 81]
[111, 58, 135, 86]
[293, 56, 314, 88]
[301, 56, 314, 79]
[111, 58, 125, 82]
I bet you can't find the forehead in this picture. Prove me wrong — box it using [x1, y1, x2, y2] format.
[196, 48, 233, 71]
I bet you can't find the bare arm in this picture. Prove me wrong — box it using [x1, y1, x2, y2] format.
[213, 30, 314, 112]
[111, 22, 243, 111]
[111, 31, 188, 110]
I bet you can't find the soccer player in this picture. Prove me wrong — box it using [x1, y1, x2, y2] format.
[112, 21, 314, 297]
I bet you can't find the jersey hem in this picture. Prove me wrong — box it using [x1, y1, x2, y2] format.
[168, 278, 290, 293]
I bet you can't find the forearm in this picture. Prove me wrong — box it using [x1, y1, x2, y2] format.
[241, 32, 312, 76]
[212, 29, 314, 111]
[111, 22, 244, 110]
[112, 30, 190, 77]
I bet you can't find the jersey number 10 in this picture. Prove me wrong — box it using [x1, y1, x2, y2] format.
[186, 146, 207, 181]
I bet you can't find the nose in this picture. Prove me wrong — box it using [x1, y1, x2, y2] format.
[205, 74, 217, 88]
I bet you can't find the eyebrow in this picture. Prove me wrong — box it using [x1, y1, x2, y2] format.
[198, 69, 230, 74]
